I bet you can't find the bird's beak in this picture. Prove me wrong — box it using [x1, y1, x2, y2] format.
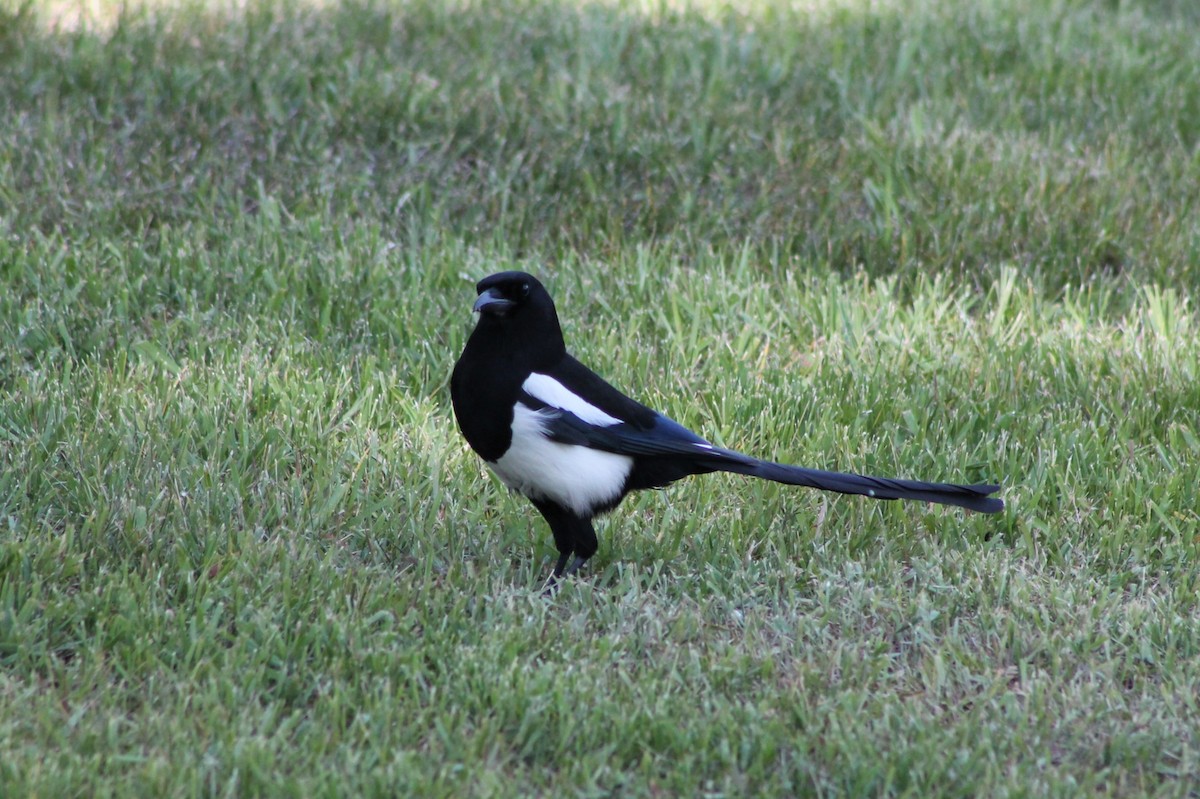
[473, 288, 515, 314]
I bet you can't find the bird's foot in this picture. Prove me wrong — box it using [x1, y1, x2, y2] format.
[542, 555, 590, 596]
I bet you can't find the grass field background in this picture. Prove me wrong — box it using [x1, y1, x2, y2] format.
[2, 0, 1199, 795]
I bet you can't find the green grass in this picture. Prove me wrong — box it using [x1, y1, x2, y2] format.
[2, 0, 1199, 795]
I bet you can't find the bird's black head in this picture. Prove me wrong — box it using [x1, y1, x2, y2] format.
[472, 271, 546, 317]
[466, 271, 566, 363]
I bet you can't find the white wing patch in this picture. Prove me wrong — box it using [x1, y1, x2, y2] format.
[522, 373, 622, 427]
[491, 404, 632, 515]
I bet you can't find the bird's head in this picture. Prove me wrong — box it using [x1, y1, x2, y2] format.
[472, 271, 549, 318]
[468, 271, 566, 358]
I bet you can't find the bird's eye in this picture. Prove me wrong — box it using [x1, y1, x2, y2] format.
[520, 282, 530, 297]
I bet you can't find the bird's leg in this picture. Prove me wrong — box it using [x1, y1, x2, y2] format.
[539, 553, 568, 596]
[534, 499, 578, 583]
[532, 499, 597, 588]
[561, 555, 589, 577]
[537, 551, 572, 595]
[541, 553, 589, 596]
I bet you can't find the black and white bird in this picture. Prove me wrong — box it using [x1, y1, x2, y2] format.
[451, 271, 1003, 582]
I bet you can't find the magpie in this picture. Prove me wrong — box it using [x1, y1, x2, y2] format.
[451, 271, 1004, 582]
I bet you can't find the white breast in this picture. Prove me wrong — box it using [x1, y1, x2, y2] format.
[490, 403, 632, 516]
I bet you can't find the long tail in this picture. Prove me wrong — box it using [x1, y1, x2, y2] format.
[542, 409, 1004, 513]
[718, 458, 1004, 513]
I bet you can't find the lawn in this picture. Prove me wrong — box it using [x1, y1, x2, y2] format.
[1, 0, 1199, 795]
